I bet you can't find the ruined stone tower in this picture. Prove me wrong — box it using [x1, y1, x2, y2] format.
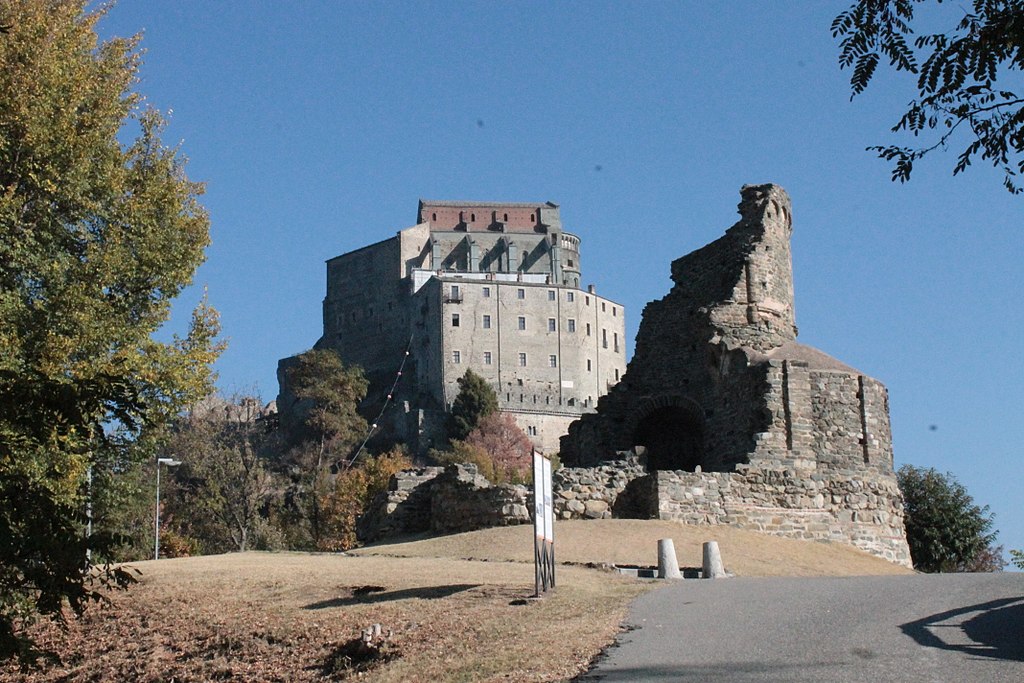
[560, 184, 911, 565]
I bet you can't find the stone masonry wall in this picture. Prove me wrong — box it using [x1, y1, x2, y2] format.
[358, 457, 911, 567]
[357, 464, 531, 543]
[654, 465, 911, 566]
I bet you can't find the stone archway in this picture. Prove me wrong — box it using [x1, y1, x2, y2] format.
[630, 396, 705, 472]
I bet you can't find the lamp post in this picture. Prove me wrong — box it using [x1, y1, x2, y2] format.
[154, 456, 182, 560]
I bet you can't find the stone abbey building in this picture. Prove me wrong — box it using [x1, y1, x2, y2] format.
[279, 200, 626, 453]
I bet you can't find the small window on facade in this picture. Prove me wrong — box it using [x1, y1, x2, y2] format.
[518, 352, 527, 367]
[483, 351, 492, 365]
[528, 425, 537, 436]
[471, 213, 476, 221]
[452, 350, 461, 364]
[602, 329, 608, 348]
[482, 286, 490, 298]
[567, 258, 574, 267]
[614, 332, 619, 351]
[587, 359, 592, 371]
[567, 291, 575, 302]
[530, 213, 535, 221]
[452, 284, 460, 298]
[586, 296, 590, 305]
[483, 314, 491, 329]
[548, 318, 556, 332]
[548, 290, 555, 301]
[601, 302, 606, 312]
[615, 369, 620, 380]
[567, 319, 576, 333]
[586, 323, 591, 336]
[612, 307, 617, 317]
[549, 355, 557, 368]
[504, 213, 508, 221]
[517, 288, 525, 299]
[452, 313, 460, 327]
[518, 316, 526, 330]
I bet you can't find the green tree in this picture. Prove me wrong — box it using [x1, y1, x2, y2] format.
[1011, 549, 1023, 569]
[448, 369, 498, 441]
[167, 396, 276, 554]
[0, 0, 220, 660]
[834, 0, 1024, 193]
[897, 465, 1004, 572]
[283, 349, 368, 548]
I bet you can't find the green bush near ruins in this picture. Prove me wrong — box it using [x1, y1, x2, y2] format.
[447, 369, 499, 442]
[897, 465, 1004, 572]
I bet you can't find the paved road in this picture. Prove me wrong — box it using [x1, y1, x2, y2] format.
[579, 573, 1023, 682]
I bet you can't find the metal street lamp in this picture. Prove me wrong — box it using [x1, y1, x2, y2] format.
[154, 456, 182, 560]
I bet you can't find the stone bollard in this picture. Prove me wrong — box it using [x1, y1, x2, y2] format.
[657, 538, 682, 579]
[702, 541, 726, 579]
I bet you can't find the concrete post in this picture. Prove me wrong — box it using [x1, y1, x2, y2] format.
[657, 538, 682, 579]
[702, 541, 726, 579]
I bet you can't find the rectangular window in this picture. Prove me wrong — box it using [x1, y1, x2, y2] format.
[615, 368, 620, 380]
[483, 351, 492, 365]
[517, 288, 525, 299]
[452, 284, 460, 298]
[483, 314, 491, 329]
[518, 352, 527, 367]
[518, 316, 526, 330]
[587, 359, 592, 372]
[547, 290, 556, 301]
[549, 355, 557, 368]
[612, 306, 617, 317]
[567, 319, 576, 333]
[482, 286, 490, 298]
[586, 323, 592, 336]
[528, 425, 538, 436]
[452, 350, 461, 364]
[585, 296, 590, 306]
[614, 332, 619, 351]
[452, 313, 460, 327]
[601, 301, 606, 312]
[567, 291, 575, 302]
[547, 318, 556, 332]
[602, 329, 608, 348]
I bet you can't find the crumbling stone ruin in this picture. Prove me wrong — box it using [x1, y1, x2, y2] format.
[559, 184, 911, 565]
[360, 185, 912, 567]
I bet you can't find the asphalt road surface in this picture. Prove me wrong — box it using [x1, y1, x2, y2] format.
[579, 573, 1023, 682]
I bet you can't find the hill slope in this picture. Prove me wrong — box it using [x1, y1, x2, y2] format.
[3, 521, 910, 682]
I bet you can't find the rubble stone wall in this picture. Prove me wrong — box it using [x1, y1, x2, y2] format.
[653, 465, 911, 566]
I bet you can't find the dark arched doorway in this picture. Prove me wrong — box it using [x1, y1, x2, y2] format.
[633, 404, 704, 472]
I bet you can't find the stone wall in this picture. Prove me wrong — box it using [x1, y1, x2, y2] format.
[357, 464, 531, 543]
[653, 464, 911, 566]
[358, 455, 911, 567]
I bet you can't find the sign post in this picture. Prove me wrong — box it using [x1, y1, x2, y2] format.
[533, 450, 555, 596]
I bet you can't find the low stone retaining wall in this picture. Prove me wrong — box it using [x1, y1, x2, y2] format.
[357, 464, 530, 543]
[358, 456, 912, 568]
[551, 458, 650, 520]
[654, 464, 911, 566]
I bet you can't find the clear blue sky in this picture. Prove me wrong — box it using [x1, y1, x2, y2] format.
[99, 2, 1023, 559]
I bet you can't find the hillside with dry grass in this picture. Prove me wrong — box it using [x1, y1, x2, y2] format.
[2, 520, 911, 682]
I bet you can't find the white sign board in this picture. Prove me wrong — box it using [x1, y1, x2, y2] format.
[542, 456, 553, 542]
[533, 451, 547, 540]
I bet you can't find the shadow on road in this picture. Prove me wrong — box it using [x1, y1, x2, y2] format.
[900, 596, 1024, 661]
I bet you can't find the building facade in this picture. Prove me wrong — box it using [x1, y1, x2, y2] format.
[279, 200, 626, 453]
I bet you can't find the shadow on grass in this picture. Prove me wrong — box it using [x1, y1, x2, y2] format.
[900, 596, 1024, 662]
[304, 583, 480, 609]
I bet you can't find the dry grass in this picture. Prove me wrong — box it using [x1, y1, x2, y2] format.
[352, 519, 914, 577]
[2, 520, 910, 682]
